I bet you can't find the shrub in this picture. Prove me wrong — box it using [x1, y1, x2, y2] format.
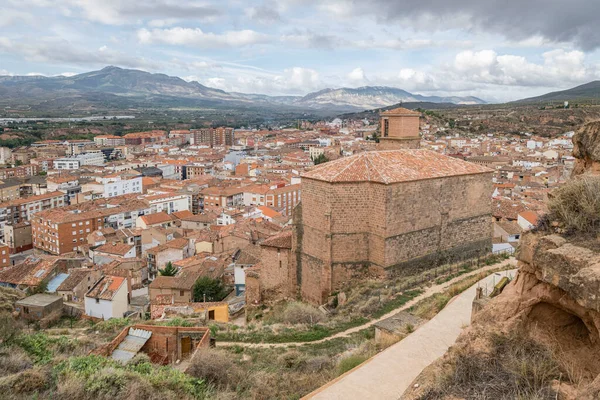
[85, 367, 128, 398]
[0, 346, 32, 377]
[95, 318, 131, 332]
[281, 302, 324, 325]
[549, 175, 600, 234]
[1, 367, 49, 394]
[187, 349, 242, 389]
[337, 354, 368, 375]
[421, 331, 563, 399]
[16, 333, 53, 364]
[0, 312, 23, 344]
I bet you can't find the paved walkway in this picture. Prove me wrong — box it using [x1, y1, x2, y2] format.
[304, 268, 517, 400]
[217, 259, 516, 349]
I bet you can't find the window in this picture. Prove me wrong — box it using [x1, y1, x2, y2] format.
[95, 298, 100, 304]
[180, 290, 184, 297]
[72, 231, 76, 235]
[384, 118, 389, 137]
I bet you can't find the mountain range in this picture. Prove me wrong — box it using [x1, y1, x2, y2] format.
[515, 81, 600, 104]
[0, 66, 485, 112]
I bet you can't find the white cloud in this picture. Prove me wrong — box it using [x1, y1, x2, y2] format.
[0, 8, 34, 27]
[347, 67, 367, 84]
[137, 27, 269, 48]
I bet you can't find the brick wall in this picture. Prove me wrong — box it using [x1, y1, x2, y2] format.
[296, 170, 493, 304]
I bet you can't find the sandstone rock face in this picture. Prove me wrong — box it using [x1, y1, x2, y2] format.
[403, 233, 600, 399]
[573, 121, 600, 176]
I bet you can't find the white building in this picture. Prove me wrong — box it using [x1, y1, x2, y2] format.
[101, 176, 143, 198]
[145, 193, 190, 214]
[0, 147, 12, 165]
[53, 153, 105, 170]
[84, 275, 128, 320]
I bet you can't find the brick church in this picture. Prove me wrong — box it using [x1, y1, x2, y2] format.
[248, 108, 493, 305]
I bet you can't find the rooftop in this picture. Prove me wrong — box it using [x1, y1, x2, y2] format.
[16, 293, 62, 307]
[86, 275, 126, 300]
[302, 150, 492, 184]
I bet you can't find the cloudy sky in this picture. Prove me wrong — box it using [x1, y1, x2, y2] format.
[1, 0, 600, 102]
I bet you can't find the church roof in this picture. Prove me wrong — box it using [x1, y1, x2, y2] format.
[301, 150, 492, 184]
[380, 107, 421, 116]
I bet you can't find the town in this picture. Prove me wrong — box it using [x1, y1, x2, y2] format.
[0, 102, 577, 398]
[2, 0, 600, 397]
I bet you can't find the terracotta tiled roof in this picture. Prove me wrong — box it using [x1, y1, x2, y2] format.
[261, 230, 292, 249]
[95, 242, 134, 256]
[172, 210, 194, 220]
[519, 210, 540, 225]
[0, 256, 60, 287]
[86, 275, 125, 300]
[56, 269, 92, 292]
[257, 206, 282, 219]
[302, 150, 492, 184]
[150, 269, 200, 290]
[140, 212, 174, 226]
[380, 107, 421, 116]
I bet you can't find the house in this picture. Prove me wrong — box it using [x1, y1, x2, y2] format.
[146, 238, 192, 280]
[0, 255, 77, 292]
[93, 242, 137, 264]
[14, 293, 63, 323]
[493, 220, 523, 243]
[233, 245, 261, 296]
[56, 268, 103, 303]
[85, 275, 129, 320]
[150, 295, 229, 323]
[149, 269, 201, 303]
[136, 212, 175, 230]
[141, 226, 179, 255]
[179, 212, 216, 230]
[517, 211, 539, 231]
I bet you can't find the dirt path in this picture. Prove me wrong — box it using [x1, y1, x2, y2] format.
[217, 258, 517, 348]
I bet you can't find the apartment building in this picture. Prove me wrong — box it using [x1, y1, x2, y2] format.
[191, 127, 234, 147]
[53, 153, 105, 169]
[94, 135, 126, 146]
[265, 184, 301, 216]
[145, 193, 190, 215]
[31, 198, 152, 255]
[123, 131, 166, 146]
[100, 175, 143, 198]
[0, 191, 65, 242]
[201, 186, 244, 211]
[0, 164, 39, 180]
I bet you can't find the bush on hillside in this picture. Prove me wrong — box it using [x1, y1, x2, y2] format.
[548, 175, 600, 234]
[281, 302, 324, 325]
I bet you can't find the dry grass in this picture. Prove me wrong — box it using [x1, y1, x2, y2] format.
[187, 348, 243, 390]
[419, 330, 565, 400]
[549, 175, 600, 234]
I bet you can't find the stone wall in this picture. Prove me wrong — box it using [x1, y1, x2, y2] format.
[296, 171, 492, 304]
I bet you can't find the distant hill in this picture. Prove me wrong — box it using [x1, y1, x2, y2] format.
[515, 81, 600, 103]
[0, 66, 485, 113]
[296, 86, 485, 110]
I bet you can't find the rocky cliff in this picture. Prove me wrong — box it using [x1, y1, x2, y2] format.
[572, 120, 600, 176]
[402, 232, 600, 399]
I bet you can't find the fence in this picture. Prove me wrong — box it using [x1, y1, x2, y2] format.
[388, 251, 513, 295]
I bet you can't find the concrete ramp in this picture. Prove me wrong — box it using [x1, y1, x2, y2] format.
[111, 327, 152, 363]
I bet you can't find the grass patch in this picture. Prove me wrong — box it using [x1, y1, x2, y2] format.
[337, 355, 368, 375]
[419, 330, 566, 399]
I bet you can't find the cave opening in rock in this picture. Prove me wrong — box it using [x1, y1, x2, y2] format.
[526, 301, 600, 380]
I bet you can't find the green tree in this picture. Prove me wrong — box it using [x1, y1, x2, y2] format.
[14, 160, 23, 166]
[193, 276, 228, 302]
[312, 153, 330, 165]
[158, 261, 178, 276]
